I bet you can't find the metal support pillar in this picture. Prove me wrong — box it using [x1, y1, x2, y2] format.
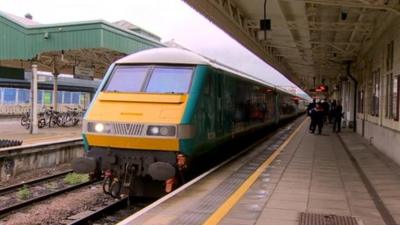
[52, 73, 59, 111]
[30, 64, 38, 134]
[346, 61, 358, 132]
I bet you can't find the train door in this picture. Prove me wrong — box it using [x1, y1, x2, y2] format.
[275, 91, 280, 124]
[215, 71, 224, 136]
[205, 73, 216, 140]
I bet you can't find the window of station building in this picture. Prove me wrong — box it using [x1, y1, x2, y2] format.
[71, 92, 80, 104]
[43, 91, 52, 105]
[3, 88, 16, 104]
[394, 75, 399, 121]
[385, 73, 394, 119]
[57, 91, 64, 104]
[64, 91, 72, 104]
[37, 90, 44, 104]
[371, 69, 380, 116]
[79, 93, 85, 105]
[386, 41, 394, 72]
[358, 90, 364, 113]
[17, 89, 30, 104]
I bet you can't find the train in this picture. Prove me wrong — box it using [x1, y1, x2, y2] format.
[73, 47, 306, 198]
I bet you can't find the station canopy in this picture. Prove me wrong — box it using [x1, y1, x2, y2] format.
[0, 11, 164, 79]
[185, 0, 399, 94]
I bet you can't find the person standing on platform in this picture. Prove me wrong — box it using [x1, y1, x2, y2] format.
[329, 100, 337, 124]
[321, 99, 330, 124]
[307, 99, 316, 131]
[333, 101, 343, 133]
[310, 103, 324, 134]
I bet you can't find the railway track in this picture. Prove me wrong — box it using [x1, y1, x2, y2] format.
[0, 169, 73, 195]
[68, 197, 129, 225]
[66, 196, 156, 225]
[0, 170, 97, 217]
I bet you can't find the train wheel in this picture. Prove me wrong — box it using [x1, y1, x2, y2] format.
[102, 177, 112, 195]
[110, 179, 122, 198]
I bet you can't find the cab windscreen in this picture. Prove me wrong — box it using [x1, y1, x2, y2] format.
[104, 65, 194, 94]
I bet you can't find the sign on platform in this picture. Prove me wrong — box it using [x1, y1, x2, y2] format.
[73, 65, 94, 80]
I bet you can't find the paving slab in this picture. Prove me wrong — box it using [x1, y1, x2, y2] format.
[221, 120, 399, 225]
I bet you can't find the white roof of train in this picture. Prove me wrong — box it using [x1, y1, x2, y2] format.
[116, 47, 297, 97]
[116, 47, 209, 65]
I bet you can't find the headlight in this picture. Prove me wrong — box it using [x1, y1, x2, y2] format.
[95, 123, 105, 132]
[149, 126, 160, 135]
[147, 125, 176, 136]
[88, 122, 111, 133]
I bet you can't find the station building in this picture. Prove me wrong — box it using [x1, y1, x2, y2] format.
[0, 11, 164, 125]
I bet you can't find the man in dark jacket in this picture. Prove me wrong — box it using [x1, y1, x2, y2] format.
[321, 99, 330, 124]
[307, 99, 316, 131]
[311, 103, 324, 134]
[333, 102, 343, 133]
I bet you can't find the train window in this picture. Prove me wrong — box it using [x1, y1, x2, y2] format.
[145, 67, 193, 93]
[104, 66, 149, 93]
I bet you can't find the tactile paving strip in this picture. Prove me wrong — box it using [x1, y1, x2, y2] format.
[168, 125, 295, 225]
[298, 212, 361, 225]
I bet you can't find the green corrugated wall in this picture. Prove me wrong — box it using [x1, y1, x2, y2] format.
[0, 15, 163, 60]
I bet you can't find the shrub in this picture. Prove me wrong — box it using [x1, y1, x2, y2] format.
[63, 173, 89, 185]
[16, 185, 30, 200]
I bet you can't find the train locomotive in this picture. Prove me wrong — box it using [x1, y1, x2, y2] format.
[73, 47, 305, 198]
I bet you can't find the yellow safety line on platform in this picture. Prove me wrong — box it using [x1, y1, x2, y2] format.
[203, 118, 307, 225]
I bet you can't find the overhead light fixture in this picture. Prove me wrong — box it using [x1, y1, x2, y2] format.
[260, 19, 271, 31]
[259, 0, 271, 40]
[43, 32, 49, 40]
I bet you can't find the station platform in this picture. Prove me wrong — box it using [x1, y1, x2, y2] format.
[0, 118, 82, 146]
[119, 117, 400, 225]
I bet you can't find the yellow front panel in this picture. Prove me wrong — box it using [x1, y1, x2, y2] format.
[86, 134, 179, 151]
[85, 92, 188, 149]
[87, 92, 188, 124]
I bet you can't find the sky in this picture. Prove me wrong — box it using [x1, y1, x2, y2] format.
[0, 0, 304, 94]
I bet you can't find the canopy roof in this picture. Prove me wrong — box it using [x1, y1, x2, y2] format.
[0, 11, 164, 78]
[185, 0, 399, 95]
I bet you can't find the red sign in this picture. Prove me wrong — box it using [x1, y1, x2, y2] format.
[316, 85, 328, 92]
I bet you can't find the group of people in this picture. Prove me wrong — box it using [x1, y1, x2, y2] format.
[306, 99, 343, 135]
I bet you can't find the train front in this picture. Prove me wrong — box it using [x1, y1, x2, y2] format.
[75, 48, 205, 197]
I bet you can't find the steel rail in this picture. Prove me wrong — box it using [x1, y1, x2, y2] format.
[0, 169, 73, 195]
[68, 197, 129, 225]
[0, 179, 98, 218]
